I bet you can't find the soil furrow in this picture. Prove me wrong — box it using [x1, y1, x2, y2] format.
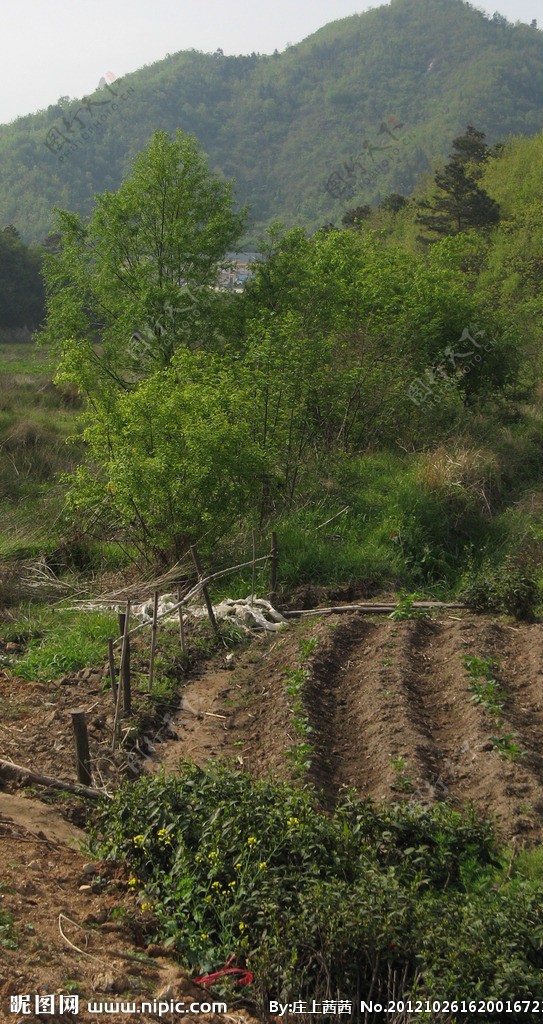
[304, 616, 432, 800]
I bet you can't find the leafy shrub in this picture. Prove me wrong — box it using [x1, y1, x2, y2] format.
[90, 764, 543, 1019]
[461, 557, 540, 619]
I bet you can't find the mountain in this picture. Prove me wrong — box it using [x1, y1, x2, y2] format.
[1, 0, 543, 244]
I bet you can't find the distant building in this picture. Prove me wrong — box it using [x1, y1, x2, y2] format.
[218, 251, 261, 291]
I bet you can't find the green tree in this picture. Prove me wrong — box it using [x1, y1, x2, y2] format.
[378, 194, 408, 213]
[341, 205, 372, 228]
[416, 127, 500, 240]
[41, 129, 246, 399]
[68, 350, 266, 561]
[0, 226, 45, 329]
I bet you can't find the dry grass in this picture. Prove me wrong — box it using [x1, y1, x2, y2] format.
[416, 443, 501, 514]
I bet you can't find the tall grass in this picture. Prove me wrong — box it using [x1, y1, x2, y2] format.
[11, 608, 116, 681]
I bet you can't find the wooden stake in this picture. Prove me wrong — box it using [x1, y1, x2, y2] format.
[148, 590, 159, 692]
[251, 530, 256, 607]
[190, 545, 219, 635]
[107, 638, 117, 709]
[70, 708, 92, 787]
[120, 601, 131, 716]
[112, 603, 131, 749]
[270, 531, 278, 605]
[177, 585, 187, 663]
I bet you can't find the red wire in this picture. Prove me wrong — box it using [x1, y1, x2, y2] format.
[194, 955, 254, 987]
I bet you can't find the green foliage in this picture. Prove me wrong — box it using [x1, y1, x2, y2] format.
[66, 349, 266, 560]
[13, 609, 117, 681]
[388, 593, 429, 621]
[463, 655, 507, 715]
[91, 764, 543, 1014]
[42, 129, 245, 394]
[389, 755, 415, 792]
[416, 126, 500, 240]
[489, 733, 525, 761]
[4, 0, 543, 244]
[0, 226, 44, 328]
[461, 557, 541, 619]
[462, 652, 525, 761]
[283, 637, 318, 777]
[0, 909, 17, 949]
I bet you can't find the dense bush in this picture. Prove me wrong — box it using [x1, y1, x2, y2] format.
[91, 764, 543, 1020]
[461, 557, 541, 619]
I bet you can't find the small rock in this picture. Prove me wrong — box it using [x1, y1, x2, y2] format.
[27, 861, 40, 871]
[83, 863, 99, 876]
[79, 884, 92, 892]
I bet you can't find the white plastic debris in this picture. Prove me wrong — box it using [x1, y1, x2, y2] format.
[132, 595, 287, 632]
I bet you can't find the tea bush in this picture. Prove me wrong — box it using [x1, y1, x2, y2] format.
[91, 764, 543, 1020]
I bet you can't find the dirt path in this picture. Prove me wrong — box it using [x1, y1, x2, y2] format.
[0, 792, 85, 846]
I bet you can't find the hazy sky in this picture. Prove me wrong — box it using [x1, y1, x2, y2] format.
[1, 0, 541, 125]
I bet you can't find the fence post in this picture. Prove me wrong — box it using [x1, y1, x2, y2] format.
[70, 708, 92, 787]
[190, 545, 219, 635]
[118, 601, 131, 715]
[177, 585, 187, 665]
[251, 530, 256, 607]
[148, 590, 159, 692]
[270, 531, 278, 605]
[107, 638, 117, 710]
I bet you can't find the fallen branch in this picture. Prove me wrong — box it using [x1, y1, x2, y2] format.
[283, 601, 466, 618]
[0, 758, 110, 801]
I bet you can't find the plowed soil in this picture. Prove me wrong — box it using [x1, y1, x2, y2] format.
[143, 610, 543, 844]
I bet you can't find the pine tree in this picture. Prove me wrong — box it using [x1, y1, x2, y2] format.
[416, 126, 500, 239]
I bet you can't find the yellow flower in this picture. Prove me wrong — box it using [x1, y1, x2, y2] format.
[238, 922, 246, 931]
[229, 880, 236, 887]
[247, 837, 257, 846]
[200, 932, 208, 940]
[132, 834, 145, 847]
[204, 895, 212, 903]
[259, 862, 267, 871]
[234, 862, 242, 871]
[208, 851, 218, 860]
[157, 828, 171, 844]
[128, 876, 139, 887]
[211, 881, 221, 888]
[287, 817, 300, 826]
[141, 902, 153, 912]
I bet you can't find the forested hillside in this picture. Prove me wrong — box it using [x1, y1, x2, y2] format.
[1, 0, 543, 244]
